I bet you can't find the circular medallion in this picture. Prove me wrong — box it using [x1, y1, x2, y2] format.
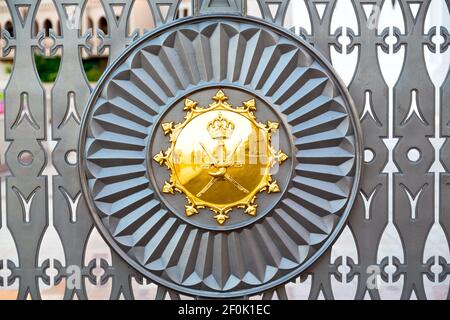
[150, 87, 292, 230]
[79, 15, 362, 298]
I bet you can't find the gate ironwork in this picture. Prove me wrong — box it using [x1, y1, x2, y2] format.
[0, 0, 449, 300]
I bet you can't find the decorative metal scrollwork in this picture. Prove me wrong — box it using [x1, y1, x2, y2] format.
[1, 0, 449, 300]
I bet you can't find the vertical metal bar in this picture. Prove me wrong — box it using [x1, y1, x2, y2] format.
[2, 0, 47, 300]
[49, 0, 93, 300]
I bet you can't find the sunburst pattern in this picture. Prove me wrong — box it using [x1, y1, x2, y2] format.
[79, 16, 361, 297]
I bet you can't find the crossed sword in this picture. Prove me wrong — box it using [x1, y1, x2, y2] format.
[196, 140, 249, 198]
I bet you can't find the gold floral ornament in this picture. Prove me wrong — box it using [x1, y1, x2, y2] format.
[153, 90, 288, 225]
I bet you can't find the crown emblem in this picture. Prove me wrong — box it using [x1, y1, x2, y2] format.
[207, 112, 234, 140]
[153, 90, 288, 225]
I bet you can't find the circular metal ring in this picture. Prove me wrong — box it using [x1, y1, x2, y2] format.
[79, 14, 362, 298]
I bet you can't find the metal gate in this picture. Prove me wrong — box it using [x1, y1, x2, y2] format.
[0, 0, 449, 300]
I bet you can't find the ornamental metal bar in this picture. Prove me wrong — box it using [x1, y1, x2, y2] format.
[194, 0, 245, 15]
[0, 0, 449, 300]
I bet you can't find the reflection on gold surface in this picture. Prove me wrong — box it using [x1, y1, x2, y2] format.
[153, 90, 288, 225]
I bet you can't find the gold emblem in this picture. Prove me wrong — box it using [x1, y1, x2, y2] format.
[153, 90, 288, 225]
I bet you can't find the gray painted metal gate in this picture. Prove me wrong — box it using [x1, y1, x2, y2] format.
[0, 0, 449, 300]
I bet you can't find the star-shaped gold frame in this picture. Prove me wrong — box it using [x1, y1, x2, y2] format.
[153, 90, 288, 225]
